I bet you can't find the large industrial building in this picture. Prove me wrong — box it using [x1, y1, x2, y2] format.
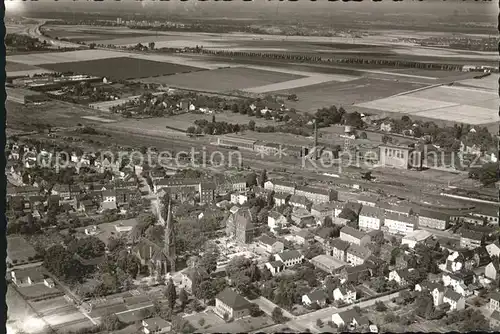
[378, 144, 423, 170]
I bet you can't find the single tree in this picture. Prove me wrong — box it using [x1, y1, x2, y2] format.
[165, 278, 177, 311]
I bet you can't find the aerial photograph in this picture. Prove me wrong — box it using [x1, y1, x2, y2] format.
[3, 0, 499, 333]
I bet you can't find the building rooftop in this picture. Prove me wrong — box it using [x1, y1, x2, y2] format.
[329, 238, 350, 251]
[340, 226, 367, 240]
[418, 209, 450, 221]
[461, 229, 484, 241]
[276, 250, 303, 262]
[444, 289, 463, 302]
[347, 244, 372, 260]
[359, 206, 385, 218]
[304, 289, 327, 302]
[216, 288, 251, 310]
[258, 235, 280, 246]
[402, 229, 432, 242]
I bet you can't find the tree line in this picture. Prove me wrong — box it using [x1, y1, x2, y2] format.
[180, 48, 464, 71]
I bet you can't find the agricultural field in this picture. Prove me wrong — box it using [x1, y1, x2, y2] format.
[271, 77, 428, 113]
[456, 73, 498, 91]
[7, 49, 127, 65]
[6, 61, 40, 71]
[39, 56, 203, 80]
[42, 24, 157, 42]
[139, 66, 304, 92]
[355, 84, 497, 125]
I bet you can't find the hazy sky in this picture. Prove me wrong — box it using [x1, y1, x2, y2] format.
[5, 0, 497, 23]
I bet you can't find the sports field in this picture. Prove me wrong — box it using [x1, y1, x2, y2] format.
[139, 66, 304, 92]
[39, 56, 203, 80]
[355, 84, 497, 125]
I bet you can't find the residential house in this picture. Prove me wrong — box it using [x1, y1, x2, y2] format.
[289, 195, 312, 210]
[267, 211, 287, 233]
[257, 235, 284, 254]
[302, 289, 328, 307]
[346, 244, 372, 266]
[460, 229, 485, 250]
[490, 292, 500, 312]
[388, 268, 414, 286]
[214, 288, 251, 321]
[228, 176, 247, 192]
[418, 209, 450, 230]
[401, 230, 433, 249]
[358, 206, 384, 232]
[333, 285, 357, 304]
[431, 284, 446, 307]
[332, 309, 370, 329]
[274, 193, 291, 207]
[142, 317, 171, 334]
[226, 208, 255, 244]
[448, 248, 490, 272]
[486, 261, 500, 280]
[326, 238, 350, 262]
[487, 241, 500, 258]
[295, 229, 314, 245]
[340, 226, 371, 246]
[443, 289, 465, 311]
[274, 250, 304, 268]
[291, 207, 315, 227]
[379, 202, 413, 217]
[265, 261, 285, 276]
[295, 185, 338, 204]
[102, 189, 117, 203]
[311, 201, 342, 222]
[382, 213, 417, 235]
[230, 192, 251, 205]
[340, 264, 370, 284]
[442, 271, 475, 296]
[357, 194, 380, 207]
[10, 268, 44, 286]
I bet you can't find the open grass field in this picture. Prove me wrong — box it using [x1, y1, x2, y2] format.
[7, 235, 38, 264]
[6, 100, 122, 132]
[102, 111, 279, 135]
[271, 77, 428, 113]
[355, 84, 498, 125]
[139, 66, 304, 92]
[39, 56, 203, 80]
